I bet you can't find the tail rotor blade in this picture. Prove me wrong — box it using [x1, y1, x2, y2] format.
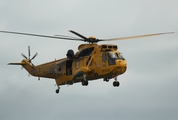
[30, 52, 38, 60]
[21, 53, 27, 59]
[28, 46, 30, 59]
[31, 62, 35, 66]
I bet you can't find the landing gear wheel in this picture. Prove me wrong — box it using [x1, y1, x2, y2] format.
[81, 74, 88, 86]
[82, 81, 89, 86]
[84, 81, 88, 86]
[113, 81, 120, 87]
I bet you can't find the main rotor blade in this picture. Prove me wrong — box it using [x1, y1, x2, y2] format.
[0, 30, 83, 41]
[69, 30, 88, 41]
[100, 32, 174, 41]
[54, 34, 80, 39]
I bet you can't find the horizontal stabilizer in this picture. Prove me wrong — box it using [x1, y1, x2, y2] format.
[8, 62, 26, 65]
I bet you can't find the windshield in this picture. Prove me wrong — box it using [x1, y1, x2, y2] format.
[108, 52, 117, 59]
[116, 52, 125, 60]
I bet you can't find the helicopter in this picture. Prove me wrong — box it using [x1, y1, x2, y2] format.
[0, 30, 174, 94]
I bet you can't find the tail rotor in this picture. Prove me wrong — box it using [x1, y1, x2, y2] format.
[21, 46, 38, 66]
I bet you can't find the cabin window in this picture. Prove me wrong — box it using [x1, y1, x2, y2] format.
[56, 64, 61, 71]
[102, 52, 107, 62]
[75, 61, 80, 69]
[66, 60, 72, 75]
[113, 45, 117, 49]
[102, 45, 107, 49]
[108, 46, 112, 49]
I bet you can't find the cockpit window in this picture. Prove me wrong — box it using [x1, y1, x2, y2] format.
[107, 52, 116, 65]
[77, 47, 94, 58]
[108, 52, 117, 59]
[116, 52, 125, 60]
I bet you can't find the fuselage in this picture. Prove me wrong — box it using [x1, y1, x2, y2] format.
[22, 44, 127, 86]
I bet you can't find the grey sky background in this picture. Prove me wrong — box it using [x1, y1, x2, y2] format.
[0, 0, 177, 120]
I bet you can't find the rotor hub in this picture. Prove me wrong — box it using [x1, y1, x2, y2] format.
[88, 36, 96, 40]
[88, 36, 98, 43]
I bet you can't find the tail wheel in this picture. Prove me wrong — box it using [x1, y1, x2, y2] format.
[103, 78, 110, 82]
[55, 89, 59, 94]
[55, 86, 60, 94]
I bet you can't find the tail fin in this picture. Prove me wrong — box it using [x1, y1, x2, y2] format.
[8, 60, 36, 76]
[8, 46, 38, 76]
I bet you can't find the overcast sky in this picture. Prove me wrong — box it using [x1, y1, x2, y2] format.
[0, 0, 177, 120]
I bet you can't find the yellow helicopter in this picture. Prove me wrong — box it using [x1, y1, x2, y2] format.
[0, 30, 174, 94]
